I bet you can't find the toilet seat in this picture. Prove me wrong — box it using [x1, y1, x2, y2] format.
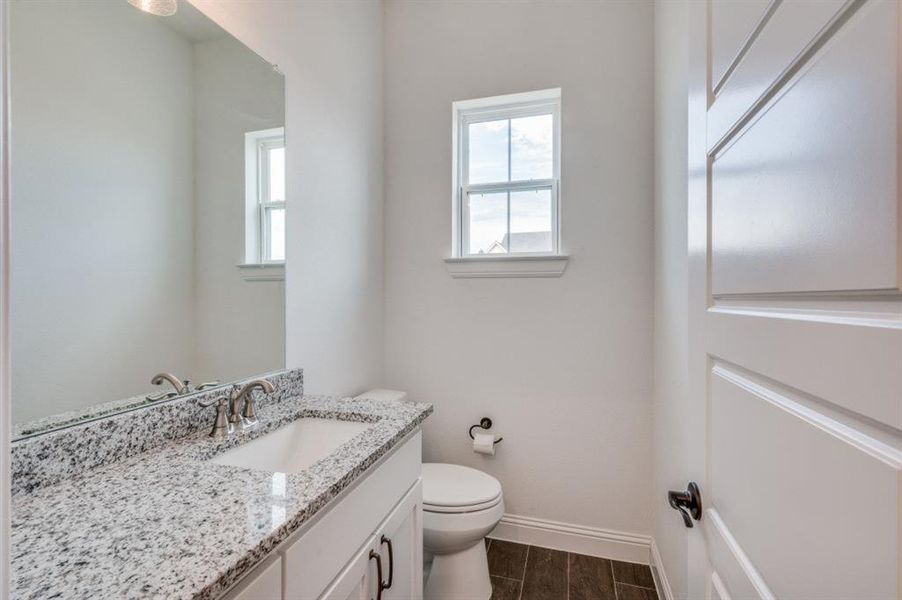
[422, 463, 503, 514]
[424, 495, 503, 514]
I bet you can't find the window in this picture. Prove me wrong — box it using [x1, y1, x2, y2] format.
[453, 89, 561, 258]
[244, 127, 286, 265]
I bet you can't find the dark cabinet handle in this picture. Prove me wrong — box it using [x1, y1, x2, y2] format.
[380, 535, 394, 589]
[369, 550, 383, 600]
[668, 482, 702, 528]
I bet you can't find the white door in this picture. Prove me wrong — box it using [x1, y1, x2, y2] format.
[686, 1, 902, 599]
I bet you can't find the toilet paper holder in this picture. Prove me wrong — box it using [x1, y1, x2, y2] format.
[468, 418, 503, 445]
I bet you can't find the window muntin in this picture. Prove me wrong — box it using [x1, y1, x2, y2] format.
[245, 128, 285, 265]
[455, 90, 560, 258]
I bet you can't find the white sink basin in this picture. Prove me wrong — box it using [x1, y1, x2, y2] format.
[210, 418, 373, 473]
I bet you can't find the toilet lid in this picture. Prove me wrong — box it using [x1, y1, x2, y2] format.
[422, 463, 502, 509]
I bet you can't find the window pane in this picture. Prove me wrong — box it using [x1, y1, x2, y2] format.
[510, 114, 553, 181]
[468, 192, 508, 255]
[267, 207, 286, 261]
[468, 119, 509, 184]
[510, 188, 552, 253]
[268, 146, 285, 202]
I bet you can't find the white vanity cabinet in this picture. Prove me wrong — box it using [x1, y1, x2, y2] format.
[374, 481, 423, 600]
[321, 482, 422, 600]
[221, 431, 423, 600]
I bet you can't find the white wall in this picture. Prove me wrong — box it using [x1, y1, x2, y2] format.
[9, 0, 196, 421]
[191, 0, 385, 396]
[192, 35, 285, 384]
[653, 0, 690, 596]
[384, 0, 655, 536]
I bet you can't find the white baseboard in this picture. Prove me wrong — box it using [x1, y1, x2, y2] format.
[489, 513, 652, 565]
[650, 538, 674, 600]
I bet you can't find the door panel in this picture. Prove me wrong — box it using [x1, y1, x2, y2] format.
[708, 0, 848, 147]
[710, 365, 900, 599]
[705, 509, 773, 600]
[707, 307, 902, 429]
[711, 0, 771, 90]
[711, 0, 900, 295]
[689, 1, 902, 598]
[708, 572, 734, 600]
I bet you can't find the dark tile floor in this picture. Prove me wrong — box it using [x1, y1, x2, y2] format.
[486, 538, 659, 600]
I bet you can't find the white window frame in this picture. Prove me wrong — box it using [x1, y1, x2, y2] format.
[452, 88, 562, 259]
[243, 127, 285, 267]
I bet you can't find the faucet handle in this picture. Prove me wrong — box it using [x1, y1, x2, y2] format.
[146, 390, 178, 402]
[199, 396, 232, 438]
[195, 381, 220, 391]
[243, 395, 259, 425]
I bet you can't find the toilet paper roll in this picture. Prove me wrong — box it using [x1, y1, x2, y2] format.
[472, 431, 496, 456]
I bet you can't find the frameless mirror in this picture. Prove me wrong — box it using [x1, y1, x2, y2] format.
[9, 0, 286, 437]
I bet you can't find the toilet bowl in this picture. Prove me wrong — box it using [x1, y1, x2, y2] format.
[422, 463, 504, 600]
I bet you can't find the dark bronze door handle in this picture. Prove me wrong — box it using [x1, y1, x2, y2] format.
[369, 550, 384, 600]
[380, 535, 394, 590]
[668, 482, 702, 528]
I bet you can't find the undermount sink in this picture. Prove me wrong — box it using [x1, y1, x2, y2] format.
[210, 418, 374, 473]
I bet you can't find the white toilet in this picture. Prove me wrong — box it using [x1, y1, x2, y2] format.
[422, 463, 504, 600]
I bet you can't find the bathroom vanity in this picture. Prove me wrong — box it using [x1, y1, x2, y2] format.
[223, 433, 423, 600]
[9, 378, 432, 599]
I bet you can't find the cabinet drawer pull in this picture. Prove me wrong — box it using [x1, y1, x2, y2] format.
[380, 535, 394, 589]
[369, 550, 383, 600]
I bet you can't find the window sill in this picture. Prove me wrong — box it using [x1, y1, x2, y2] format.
[236, 262, 285, 282]
[444, 255, 568, 279]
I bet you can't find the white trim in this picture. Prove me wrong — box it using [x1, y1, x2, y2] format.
[444, 255, 568, 279]
[650, 538, 674, 600]
[0, 0, 10, 591]
[236, 262, 285, 282]
[488, 513, 651, 565]
[452, 87, 562, 112]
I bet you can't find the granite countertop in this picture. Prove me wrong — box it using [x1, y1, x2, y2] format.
[10, 394, 432, 600]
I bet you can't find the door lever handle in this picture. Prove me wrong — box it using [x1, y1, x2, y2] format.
[668, 482, 702, 528]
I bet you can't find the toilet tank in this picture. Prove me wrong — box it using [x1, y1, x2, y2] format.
[353, 389, 409, 403]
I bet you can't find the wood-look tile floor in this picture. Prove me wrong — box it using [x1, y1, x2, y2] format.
[486, 538, 659, 600]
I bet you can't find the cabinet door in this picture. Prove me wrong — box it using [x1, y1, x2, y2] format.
[320, 536, 379, 600]
[220, 555, 282, 600]
[375, 480, 423, 600]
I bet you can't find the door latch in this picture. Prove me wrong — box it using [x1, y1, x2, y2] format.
[668, 482, 702, 528]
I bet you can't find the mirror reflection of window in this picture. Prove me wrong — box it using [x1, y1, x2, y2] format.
[246, 127, 286, 264]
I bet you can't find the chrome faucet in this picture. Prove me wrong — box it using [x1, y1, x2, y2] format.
[228, 379, 275, 430]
